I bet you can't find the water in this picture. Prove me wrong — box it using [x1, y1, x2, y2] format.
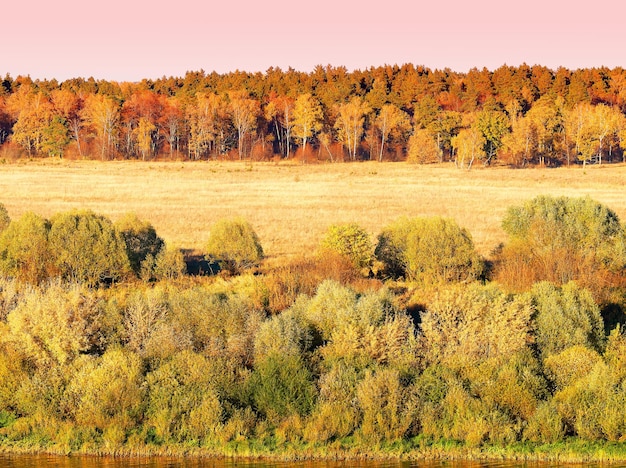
[0, 455, 592, 468]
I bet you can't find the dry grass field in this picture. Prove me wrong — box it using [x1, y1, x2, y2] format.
[1, 159, 625, 264]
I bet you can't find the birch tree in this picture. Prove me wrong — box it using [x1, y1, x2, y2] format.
[374, 104, 410, 162]
[82, 94, 120, 160]
[229, 91, 259, 160]
[335, 97, 370, 160]
[292, 93, 322, 157]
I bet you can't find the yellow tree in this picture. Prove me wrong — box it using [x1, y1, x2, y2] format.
[292, 93, 323, 157]
[82, 94, 120, 160]
[229, 91, 259, 160]
[406, 128, 439, 164]
[265, 94, 295, 158]
[187, 92, 229, 160]
[616, 112, 626, 162]
[525, 97, 561, 166]
[374, 104, 410, 162]
[160, 96, 184, 159]
[591, 104, 622, 164]
[502, 116, 537, 166]
[451, 127, 485, 169]
[133, 117, 156, 160]
[6, 87, 54, 156]
[335, 96, 371, 160]
[50, 89, 84, 157]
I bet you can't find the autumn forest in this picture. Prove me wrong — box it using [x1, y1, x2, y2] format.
[1, 64, 626, 165]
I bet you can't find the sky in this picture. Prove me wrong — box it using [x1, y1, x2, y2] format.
[3, 0, 625, 82]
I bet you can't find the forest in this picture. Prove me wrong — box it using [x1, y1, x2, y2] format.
[1, 64, 626, 166]
[1, 193, 626, 460]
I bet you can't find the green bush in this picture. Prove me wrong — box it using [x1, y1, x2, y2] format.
[375, 216, 483, 283]
[249, 353, 316, 422]
[420, 283, 534, 368]
[140, 243, 187, 281]
[6, 282, 101, 367]
[304, 362, 360, 442]
[496, 195, 626, 294]
[523, 401, 565, 443]
[145, 350, 223, 442]
[67, 349, 143, 431]
[114, 213, 164, 277]
[319, 223, 373, 271]
[205, 218, 263, 275]
[49, 210, 131, 286]
[0, 203, 10, 232]
[253, 308, 313, 364]
[356, 368, 418, 443]
[0, 212, 52, 284]
[529, 281, 606, 358]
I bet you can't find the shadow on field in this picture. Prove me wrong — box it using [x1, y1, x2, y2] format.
[183, 250, 219, 276]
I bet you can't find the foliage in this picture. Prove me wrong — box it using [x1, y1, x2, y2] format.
[146, 350, 223, 441]
[420, 283, 534, 368]
[319, 222, 373, 271]
[205, 218, 263, 274]
[68, 348, 143, 431]
[2, 65, 626, 165]
[356, 368, 417, 443]
[496, 195, 626, 295]
[0, 203, 10, 232]
[114, 212, 164, 277]
[249, 353, 316, 422]
[49, 210, 131, 286]
[5, 282, 101, 367]
[375, 216, 483, 283]
[0, 212, 52, 284]
[141, 243, 187, 281]
[406, 128, 439, 164]
[529, 281, 606, 357]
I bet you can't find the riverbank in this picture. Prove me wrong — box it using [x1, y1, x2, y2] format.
[2, 438, 626, 464]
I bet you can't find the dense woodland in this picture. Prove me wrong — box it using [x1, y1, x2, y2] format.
[2, 64, 626, 165]
[1, 195, 626, 458]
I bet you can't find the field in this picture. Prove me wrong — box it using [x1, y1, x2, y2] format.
[1, 159, 626, 263]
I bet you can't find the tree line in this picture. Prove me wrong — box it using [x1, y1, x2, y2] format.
[1, 64, 626, 165]
[1, 196, 626, 456]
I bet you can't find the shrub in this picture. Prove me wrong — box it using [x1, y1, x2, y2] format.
[529, 281, 606, 358]
[141, 243, 187, 281]
[253, 309, 313, 364]
[0, 203, 10, 232]
[420, 283, 534, 368]
[168, 286, 263, 368]
[6, 282, 102, 367]
[49, 210, 131, 286]
[552, 361, 626, 441]
[319, 223, 373, 271]
[406, 128, 439, 164]
[523, 401, 565, 443]
[543, 345, 602, 390]
[0, 212, 52, 284]
[356, 368, 418, 443]
[375, 216, 483, 283]
[205, 218, 263, 275]
[68, 349, 143, 431]
[304, 363, 360, 442]
[466, 350, 547, 422]
[495, 195, 626, 294]
[114, 213, 164, 277]
[249, 353, 316, 422]
[145, 350, 223, 442]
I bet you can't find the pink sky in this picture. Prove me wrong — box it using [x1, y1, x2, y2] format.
[3, 0, 625, 82]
